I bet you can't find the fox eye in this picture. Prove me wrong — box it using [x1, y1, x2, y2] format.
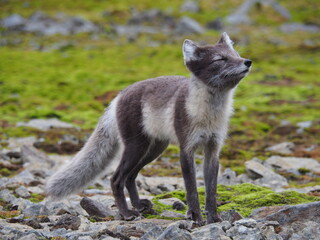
[211, 56, 226, 63]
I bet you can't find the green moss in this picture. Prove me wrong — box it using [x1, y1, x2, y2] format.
[217, 184, 318, 217]
[298, 168, 311, 175]
[0, 168, 12, 177]
[0, 167, 18, 178]
[231, 166, 247, 175]
[150, 183, 319, 219]
[28, 193, 45, 203]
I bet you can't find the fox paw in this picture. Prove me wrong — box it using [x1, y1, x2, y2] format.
[206, 214, 222, 224]
[186, 210, 205, 226]
[121, 209, 140, 221]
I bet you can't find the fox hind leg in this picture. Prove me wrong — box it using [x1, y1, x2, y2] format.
[111, 136, 150, 220]
[125, 140, 169, 212]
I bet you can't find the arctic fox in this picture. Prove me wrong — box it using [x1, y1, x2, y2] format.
[47, 32, 252, 224]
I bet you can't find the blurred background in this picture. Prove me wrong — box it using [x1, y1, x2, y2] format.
[0, 0, 319, 179]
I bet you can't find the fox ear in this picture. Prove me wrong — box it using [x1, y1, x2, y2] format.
[182, 39, 198, 63]
[218, 32, 234, 49]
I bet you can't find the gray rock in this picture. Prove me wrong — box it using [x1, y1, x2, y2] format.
[80, 197, 116, 218]
[259, 222, 283, 240]
[157, 225, 192, 240]
[9, 169, 35, 185]
[24, 218, 43, 229]
[265, 142, 295, 155]
[90, 195, 115, 209]
[266, 156, 320, 172]
[23, 203, 49, 217]
[17, 118, 75, 131]
[18, 233, 39, 240]
[100, 237, 118, 240]
[113, 25, 157, 37]
[65, 16, 99, 34]
[137, 176, 185, 194]
[266, 0, 291, 19]
[78, 236, 94, 240]
[15, 186, 31, 198]
[1, 14, 26, 29]
[180, 1, 200, 13]
[206, 18, 224, 31]
[227, 219, 262, 240]
[158, 198, 185, 207]
[51, 214, 81, 231]
[225, 0, 255, 24]
[45, 201, 72, 215]
[280, 23, 319, 33]
[21, 145, 54, 167]
[285, 221, 320, 240]
[237, 173, 253, 184]
[234, 219, 257, 228]
[0, 177, 9, 188]
[7, 136, 37, 149]
[250, 205, 287, 220]
[297, 120, 313, 129]
[11, 197, 33, 211]
[220, 210, 243, 223]
[220, 221, 232, 232]
[226, 0, 290, 25]
[8, 11, 99, 36]
[140, 225, 164, 240]
[175, 16, 205, 35]
[173, 201, 186, 211]
[157, 183, 176, 192]
[160, 210, 185, 219]
[245, 158, 288, 190]
[167, 220, 193, 230]
[218, 168, 239, 185]
[250, 204, 320, 239]
[27, 186, 45, 195]
[245, 158, 271, 179]
[287, 185, 320, 194]
[192, 223, 230, 240]
[0, 189, 17, 203]
[261, 201, 320, 224]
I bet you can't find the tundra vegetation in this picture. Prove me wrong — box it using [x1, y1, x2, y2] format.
[0, 0, 319, 223]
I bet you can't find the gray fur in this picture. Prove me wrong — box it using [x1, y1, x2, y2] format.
[46, 32, 251, 224]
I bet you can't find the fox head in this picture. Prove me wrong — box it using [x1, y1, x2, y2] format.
[183, 32, 251, 90]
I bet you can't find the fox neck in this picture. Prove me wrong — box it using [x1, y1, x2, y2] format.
[186, 74, 235, 120]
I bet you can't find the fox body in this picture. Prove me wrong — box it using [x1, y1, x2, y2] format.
[47, 32, 251, 224]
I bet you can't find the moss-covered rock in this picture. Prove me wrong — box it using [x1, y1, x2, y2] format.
[150, 183, 319, 219]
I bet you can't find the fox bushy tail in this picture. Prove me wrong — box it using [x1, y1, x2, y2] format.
[46, 100, 119, 199]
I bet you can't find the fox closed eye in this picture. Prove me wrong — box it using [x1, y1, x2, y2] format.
[211, 56, 227, 64]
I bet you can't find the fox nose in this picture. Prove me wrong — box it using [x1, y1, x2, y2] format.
[244, 59, 252, 67]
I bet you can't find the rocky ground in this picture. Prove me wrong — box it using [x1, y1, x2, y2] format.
[0, 0, 320, 239]
[0, 118, 319, 240]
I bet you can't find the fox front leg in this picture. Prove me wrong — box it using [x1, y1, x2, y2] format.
[180, 149, 204, 226]
[203, 141, 222, 223]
